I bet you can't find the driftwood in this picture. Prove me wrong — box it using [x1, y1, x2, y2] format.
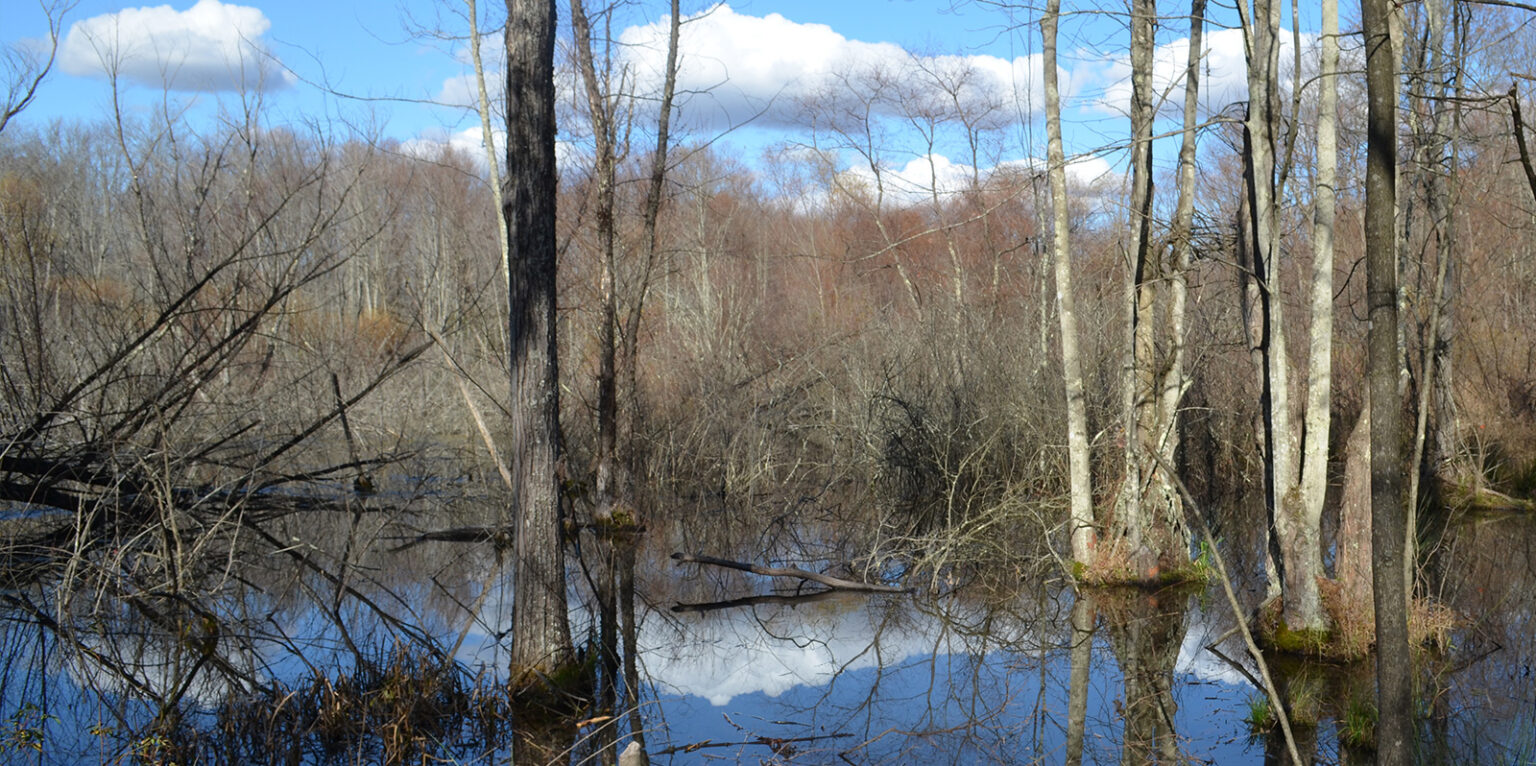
[670, 553, 908, 593]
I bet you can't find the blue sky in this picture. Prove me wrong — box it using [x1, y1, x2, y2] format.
[4, 0, 1308, 192]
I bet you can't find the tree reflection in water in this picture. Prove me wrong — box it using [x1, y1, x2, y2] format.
[1, 495, 1534, 763]
[1098, 588, 1188, 765]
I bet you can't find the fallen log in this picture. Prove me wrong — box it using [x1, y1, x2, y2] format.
[670, 552, 908, 593]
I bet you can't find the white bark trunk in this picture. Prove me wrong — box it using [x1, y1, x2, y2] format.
[1043, 0, 1095, 567]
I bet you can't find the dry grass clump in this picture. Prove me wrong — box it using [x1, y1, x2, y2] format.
[1255, 578, 1460, 662]
[214, 643, 505, 765]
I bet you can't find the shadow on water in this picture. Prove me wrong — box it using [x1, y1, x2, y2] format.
[2, 476, 1535, 764]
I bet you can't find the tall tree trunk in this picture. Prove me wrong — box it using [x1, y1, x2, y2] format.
[1115, 0, 1157, 574]
[1157, 0, 1205, 483]
[1245, 0, 1325, 632]
[466, 0, 510, 296]
[570, 0, 623, 520]
[1043, 0, 1095, 568]
[504, 0, 573, 677]
[1364, 0, 1412, 753]
[1300, 0, 1339, 584]
[1405, 0, 1463, 599]
[622, 0, 681, 500]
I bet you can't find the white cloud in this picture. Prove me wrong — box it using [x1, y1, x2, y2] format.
[839, 153, 979, 207]
[436, 32, 506, 108]
[400, 126, 498, 162]
[401, 125, 579, 175]
[824, 151, 1116, 210]
[435, 4, 1057, 134]
[60, 0, 291, 92]
[1092, 27, 1311, 118]
[618, 4, 1053, 130]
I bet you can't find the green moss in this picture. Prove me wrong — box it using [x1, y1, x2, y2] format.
[1268, 622, 1332, 655]
[1468, 487, 1534, 514]
[594, 505, 642, 533]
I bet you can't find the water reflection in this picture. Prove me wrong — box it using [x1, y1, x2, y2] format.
[2, 489, 1534, 763]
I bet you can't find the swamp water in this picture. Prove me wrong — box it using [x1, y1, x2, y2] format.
[2, 491, 1533, 765]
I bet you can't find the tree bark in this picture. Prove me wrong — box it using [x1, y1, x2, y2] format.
[1300, 0, 1339, 590]
[1364, 0, 1413, 754]
[1245, 0, 1325, 632]
[1042, 0, 1095, 568]
[466, 0, 511, 294]
[1157, 0, 1205, 497]
[504, 0, 573, 677]
[569, 0, 623, 523]
[1115, 0, 1157, 573]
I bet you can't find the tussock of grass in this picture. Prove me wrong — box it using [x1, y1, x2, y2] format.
[1254, 578, 1460, 661]
[1074, 542, 1208, 588]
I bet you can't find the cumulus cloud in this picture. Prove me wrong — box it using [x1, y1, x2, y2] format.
[60, 0, 291, 92]
[434, 4, 1060, 133]
[436, 33, 506, 108]
[400, 126, 499, 163]
[824, 151, 1116, 210]
[618, 4, 1054, 130]
[1093, 27, 1311, 118]
[838, 153, 981, 206]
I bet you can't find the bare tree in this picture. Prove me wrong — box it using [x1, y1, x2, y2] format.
[1238, 0, 1336, 633]
[0, 1, 74, 135]
[569, 0, 625, 525]
[503, 0, 572, 677]
[1041, 0, 1094, 568]
[1364, 0, 1412, 753]
[1298, 0, 1340, 614]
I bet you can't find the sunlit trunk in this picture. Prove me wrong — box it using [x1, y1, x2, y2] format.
[1042, 0, 1095, 567]
[1243, 0, 1326, 632]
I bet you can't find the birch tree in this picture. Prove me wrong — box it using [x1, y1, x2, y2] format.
[1105, 0, 1196, 580]
[1240, 0, 1334, 633]
[1041, 0, 1095, 567]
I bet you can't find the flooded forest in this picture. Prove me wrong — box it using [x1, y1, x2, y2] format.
[3, 0, 1536, 763]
